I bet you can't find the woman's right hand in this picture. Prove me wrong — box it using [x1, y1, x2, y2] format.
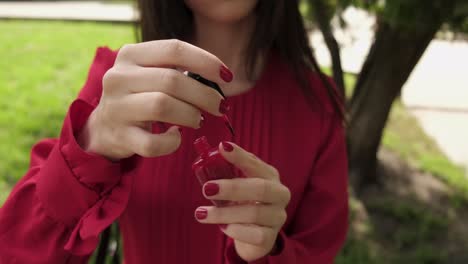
[77, 39, 233, 161]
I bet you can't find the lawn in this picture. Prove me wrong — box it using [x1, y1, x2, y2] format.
[1, 20, 467, 263]
[0, 20, 134, 202]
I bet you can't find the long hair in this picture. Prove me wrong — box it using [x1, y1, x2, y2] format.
[135, 0, 344, 119]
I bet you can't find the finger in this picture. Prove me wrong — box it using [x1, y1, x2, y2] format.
[126, 68, 225, 116]
[194, 205, 286, 228]
[221, 224, 277, 247]
[202, 178, 290, 206]
[117, 92, 203, 128]
[218, 142, 280, 181]
[116, 40, 233, 84]
[124, 125, 182, 157]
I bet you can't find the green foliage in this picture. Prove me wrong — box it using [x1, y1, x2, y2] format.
[369, 200, 448, 241]
[304, 0, 466, 33]
[0, 21, 133, 204]
[367, 200, 449, 263]
[336, 196, 380, 264]
[338, 195, 453, 264]
[380, 0, 457, 31]
[336, 236, 379, 264]
[446, 1, 468, 33]
[300, 0, 339, 22]
[335, 197, 449, 264]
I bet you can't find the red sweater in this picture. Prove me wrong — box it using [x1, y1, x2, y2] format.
[0, 47, 348, 264]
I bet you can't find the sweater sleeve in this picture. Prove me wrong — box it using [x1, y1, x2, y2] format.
[0, 47, 134, 263]
[225, 113, 349, 264]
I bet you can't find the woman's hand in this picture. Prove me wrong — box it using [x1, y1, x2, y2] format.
[78, 40, 233, 161]
[194, 142, 291, 262]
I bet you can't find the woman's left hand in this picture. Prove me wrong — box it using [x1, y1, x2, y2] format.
[194, 141, 291, 262]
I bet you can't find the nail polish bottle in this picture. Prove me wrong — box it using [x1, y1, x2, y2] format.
[192, 136, 237, 206]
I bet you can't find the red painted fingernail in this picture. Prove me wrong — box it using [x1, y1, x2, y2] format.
[222, 141, 234, 152]
[218, 224, 228, 230]
[220, 65, 233, 82]
[195, 208, 208, 220]
[219, 99, 231, 114]
[204, 183, 220, 196]
[178, 127, 182, 134]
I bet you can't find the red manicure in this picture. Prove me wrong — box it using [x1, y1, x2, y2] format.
[222, 141, 234, 152]
[220, 65, 233, 82]
[219, 99, 231, 114]
[195, 208, 208, 220]
[204, 183, 220, 196]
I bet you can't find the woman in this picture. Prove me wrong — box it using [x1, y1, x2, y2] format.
[0, 0, 348, 263]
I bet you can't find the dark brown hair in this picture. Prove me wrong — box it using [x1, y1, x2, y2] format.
[136, 0, 344, 119]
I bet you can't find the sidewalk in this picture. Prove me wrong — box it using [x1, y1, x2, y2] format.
[0, 1, 136, 22]
[2, 2, 467, 168]
[402, 40, 468, 168]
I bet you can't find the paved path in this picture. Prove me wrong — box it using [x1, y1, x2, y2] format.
[2, 2, 467, 169]
[0, 1, 136, 22]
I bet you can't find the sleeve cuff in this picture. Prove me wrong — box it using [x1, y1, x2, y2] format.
[36, 99, 122, 227]
[60, 99, 121, 194]
[36, 99, 135, 256]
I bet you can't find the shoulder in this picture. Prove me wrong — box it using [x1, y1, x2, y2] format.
[266, 52, 343, 118]
[78, 47, 119, 105]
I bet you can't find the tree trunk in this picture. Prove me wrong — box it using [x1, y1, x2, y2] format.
[310, 0, 345, 96]
[347, 19, 441, 189]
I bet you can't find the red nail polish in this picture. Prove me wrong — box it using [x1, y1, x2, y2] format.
[220, 65, 233, 82]
[219, 99, 231, 114]
[193, 136, 238, 207]
[195, 208, 208, 220]
[222, 141, 234, 152]
[204, 183, 220, 196]
[178, 127, 182, 134]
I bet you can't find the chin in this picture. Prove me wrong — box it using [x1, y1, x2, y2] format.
[185, 0, 259, 23]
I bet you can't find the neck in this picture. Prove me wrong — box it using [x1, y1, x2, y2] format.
[192, 14, 255, 84]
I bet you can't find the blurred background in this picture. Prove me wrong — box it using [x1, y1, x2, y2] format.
[0, 0, 467, 263]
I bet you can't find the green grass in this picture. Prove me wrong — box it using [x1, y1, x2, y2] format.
[0, 20, 134, 203]
[368, 200, 448, 248]
[338, 195, 452, 264]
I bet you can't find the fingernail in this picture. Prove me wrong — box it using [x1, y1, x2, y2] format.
[219, 99, 231, 114]
[178, 127, 182, 134]
[195, 208, 208, 220]
[204, 183, 220, 196]
[220, 65, 233, 82]
[218, 224, 228, 231]
[199, 114, 205, 128]
[222, 141, 234, 152]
